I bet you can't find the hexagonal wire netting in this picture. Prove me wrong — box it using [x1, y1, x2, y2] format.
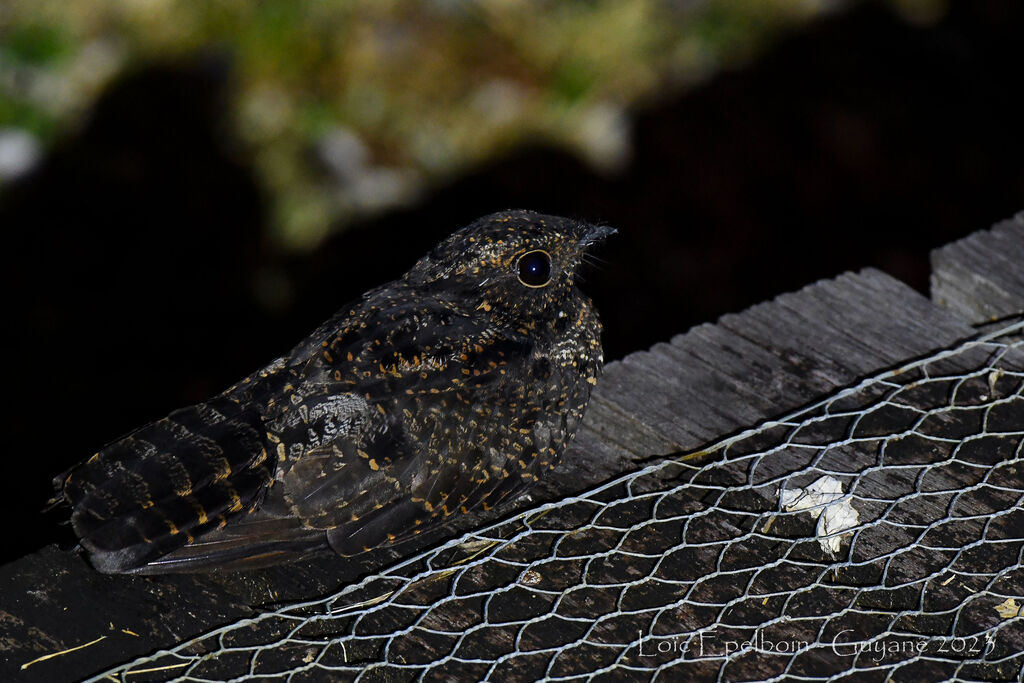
[90, 318, 1024, 682]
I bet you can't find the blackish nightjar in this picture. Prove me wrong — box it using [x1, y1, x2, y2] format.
[54, 210, 614, 573]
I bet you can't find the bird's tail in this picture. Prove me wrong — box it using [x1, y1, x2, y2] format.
[53, 395, 275, 574]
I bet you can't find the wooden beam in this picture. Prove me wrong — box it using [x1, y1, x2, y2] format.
[931, 211, 1024, 323]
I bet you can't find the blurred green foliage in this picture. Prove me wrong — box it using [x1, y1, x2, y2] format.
[0, 0, 947, 249]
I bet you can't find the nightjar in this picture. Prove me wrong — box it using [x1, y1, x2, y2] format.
[54, 210, 614, 574]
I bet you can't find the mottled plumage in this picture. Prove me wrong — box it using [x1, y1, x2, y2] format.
[54, 210, 613, 573]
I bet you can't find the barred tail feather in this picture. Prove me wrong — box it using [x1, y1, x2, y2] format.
[54, 396, 275, 574]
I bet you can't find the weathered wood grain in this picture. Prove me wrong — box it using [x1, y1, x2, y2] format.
[931, 211, 1024, 323]
[548, 267, 974, 496]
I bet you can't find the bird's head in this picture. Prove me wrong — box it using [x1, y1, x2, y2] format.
[404, 210, 615, 328]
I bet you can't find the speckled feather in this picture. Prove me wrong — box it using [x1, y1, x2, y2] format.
[55, 210, 613, 573]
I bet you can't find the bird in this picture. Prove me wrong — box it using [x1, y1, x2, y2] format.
[53, 210, 614, 574]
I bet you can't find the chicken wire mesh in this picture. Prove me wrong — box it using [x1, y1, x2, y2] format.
[89, 318, 1024, 683]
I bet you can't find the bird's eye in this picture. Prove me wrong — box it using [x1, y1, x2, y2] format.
[516, 250, 552, 287]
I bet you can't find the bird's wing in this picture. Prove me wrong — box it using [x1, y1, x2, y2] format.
[146, 296, 543, 569]
[279, 295, 544, 555]
[82, 294, 544, 573]
[123, 513, 329, 574]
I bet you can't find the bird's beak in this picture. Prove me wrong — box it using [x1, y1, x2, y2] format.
[578, 224, 617, 247]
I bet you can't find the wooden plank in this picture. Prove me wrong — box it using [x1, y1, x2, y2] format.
[931, 211, 1024, 322]
[573, 269, 973, 457]
[0, 267, 976, 682]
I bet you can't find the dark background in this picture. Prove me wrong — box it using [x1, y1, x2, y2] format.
[3, 0, 1023, 564]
